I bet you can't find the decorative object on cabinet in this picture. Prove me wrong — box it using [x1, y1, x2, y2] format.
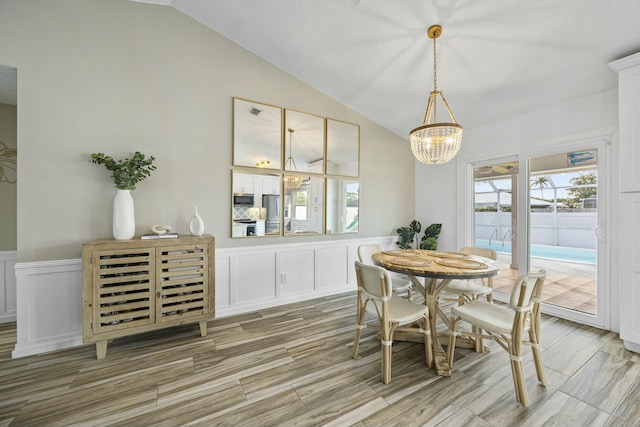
[189, 206, 205, 236]
[284, 128, 303, 189]
[409, 25, 463, 165]
[151, 224, 172, 235]
[112, 189, 135, 240]
[0, 140, 17, 184]
[90, 151, 157, 240]
[82, 235, 215, 359]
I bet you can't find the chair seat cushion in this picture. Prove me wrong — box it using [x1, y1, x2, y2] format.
[366, 296, 428, 325]
[451, 301, 528, 335]
[446, 279, 492, 296]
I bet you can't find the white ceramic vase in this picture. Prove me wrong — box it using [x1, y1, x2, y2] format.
[113, 189, 135, 240]
[189, 206, 204, 236]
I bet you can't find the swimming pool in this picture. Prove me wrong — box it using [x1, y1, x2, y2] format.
[474, 239, 596, 264]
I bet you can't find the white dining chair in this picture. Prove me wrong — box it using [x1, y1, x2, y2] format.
[352, 261, 433, 384]
[444, 246, 497, 304]
[447, 270, 547, 406]
[358, 244, 413, 301]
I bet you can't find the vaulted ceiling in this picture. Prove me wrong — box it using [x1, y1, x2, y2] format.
[138, 0, 640, 138]
[49, 2, 640, 139]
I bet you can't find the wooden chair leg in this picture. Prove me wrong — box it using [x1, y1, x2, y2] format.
[352, 303, 365, 359]
[381, 339, 392, 384]
[447, 317, 459, 367]
[509, 343, 529, 406]
[529, 329, 546, 386]
[423, 316, 433, 368]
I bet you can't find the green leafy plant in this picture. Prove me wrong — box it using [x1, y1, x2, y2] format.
[91, 151, 156, 190]
[396, 220, 442, 250]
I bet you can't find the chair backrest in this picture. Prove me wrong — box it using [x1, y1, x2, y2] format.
[509, 269, 546, 311]
[459, 246, 497, 260]
[354, 260, 393, 301]
[358, 244, 384, 266]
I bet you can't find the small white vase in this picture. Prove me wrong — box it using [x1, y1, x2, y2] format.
[189, 206, 204, 236]
[113, 189, 135, 240]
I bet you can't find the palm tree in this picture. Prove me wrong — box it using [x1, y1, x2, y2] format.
[531, 176, 549, 199]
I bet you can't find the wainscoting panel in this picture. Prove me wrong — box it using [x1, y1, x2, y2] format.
[279, 247, 315, 297]
[11, 236, 396, 358]
[12, 259, 83, 358]
[0, 251, 17, 323]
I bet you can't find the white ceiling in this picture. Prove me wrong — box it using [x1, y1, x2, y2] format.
[141, 0, 640, 138]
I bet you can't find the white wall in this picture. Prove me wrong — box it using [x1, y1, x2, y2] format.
[415, 89, 618, 252]
[0, 0, 415, 263]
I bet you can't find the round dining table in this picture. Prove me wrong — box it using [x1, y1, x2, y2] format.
[372, 249, 500, 377]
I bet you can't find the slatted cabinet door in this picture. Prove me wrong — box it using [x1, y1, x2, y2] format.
[156, 243, 209, 322]
[92, 248, 156, 334]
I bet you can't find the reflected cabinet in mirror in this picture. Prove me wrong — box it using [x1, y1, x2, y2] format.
[327, 119, 359, 177]
[232, 171, 282, 238]
[284, 176, 324, 235]
[284, 110, 325, 173]
[326, 179, 359, 234]
[233, 98, 282, 169]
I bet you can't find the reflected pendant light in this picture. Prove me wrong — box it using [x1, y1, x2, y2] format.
[284, 128, 303, 189]
[409, 25, 463, 165]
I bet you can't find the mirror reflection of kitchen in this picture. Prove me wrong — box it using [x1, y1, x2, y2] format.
[284, 175, 324, 235]
[232, 171, 282, 237]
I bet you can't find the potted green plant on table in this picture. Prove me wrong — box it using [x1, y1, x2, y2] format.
[91, 151, 156, 240]
[396, 220, 442, 250]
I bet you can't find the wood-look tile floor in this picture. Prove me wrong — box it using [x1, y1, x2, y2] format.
[1, 291, 639, 427]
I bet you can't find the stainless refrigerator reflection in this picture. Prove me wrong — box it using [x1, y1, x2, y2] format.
[262, 194, 280, 234]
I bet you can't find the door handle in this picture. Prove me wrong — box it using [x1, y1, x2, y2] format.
[595, 224, 605, 241]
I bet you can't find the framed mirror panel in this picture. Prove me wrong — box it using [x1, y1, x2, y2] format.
[326, 178, 359, 234]
[232, 171, 282, 238]
[284, 176, 324, 235]
[327, 119, 359, 177]
[284, 110, 325, 174]
[233, 98, 282, 170]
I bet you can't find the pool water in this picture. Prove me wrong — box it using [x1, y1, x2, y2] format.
[474, 239, 596, 264]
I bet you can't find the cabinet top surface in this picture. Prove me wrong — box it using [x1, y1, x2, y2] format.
[83, 234, 214, 248]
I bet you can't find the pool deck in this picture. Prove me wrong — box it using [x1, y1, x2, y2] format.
[492, 253, 597, 315]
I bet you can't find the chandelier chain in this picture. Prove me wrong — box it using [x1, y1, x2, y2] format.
[433, 36, 437, 92]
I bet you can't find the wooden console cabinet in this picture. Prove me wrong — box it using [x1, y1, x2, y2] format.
[82, 235, 215, 359]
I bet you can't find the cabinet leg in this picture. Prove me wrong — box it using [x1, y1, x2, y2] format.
[199, 320, 208, 337]
[96, 340, 107, 360]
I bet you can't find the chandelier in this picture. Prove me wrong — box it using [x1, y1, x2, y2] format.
[284, 128, 303, 189]
[409, 25, 463, 165]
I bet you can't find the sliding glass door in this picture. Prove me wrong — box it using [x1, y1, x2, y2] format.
[468, 142, 608, 327]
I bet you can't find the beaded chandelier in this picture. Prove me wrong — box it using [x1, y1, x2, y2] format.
[409, 25, 463, 165]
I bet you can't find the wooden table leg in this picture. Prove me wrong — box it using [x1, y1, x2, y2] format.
[426, 292, 450, 376]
